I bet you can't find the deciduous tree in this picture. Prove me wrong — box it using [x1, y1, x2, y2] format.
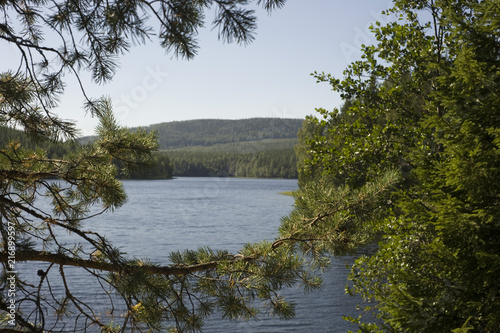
[293, 0, 500, 331]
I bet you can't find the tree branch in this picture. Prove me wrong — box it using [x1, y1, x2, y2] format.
[0, 169, 58, 181]
[0, 249, 252, 276]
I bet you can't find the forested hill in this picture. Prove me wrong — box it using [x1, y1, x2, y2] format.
[143, 118, 302, 148]
[149, 118, 303, 178]
[80, 118, 303, 149]
[2, 118, 304, 179]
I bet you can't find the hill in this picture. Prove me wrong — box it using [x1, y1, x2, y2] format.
[149, 118, 303, 178]
[81, 118, 303, 149]
[4, 118, 304, 179]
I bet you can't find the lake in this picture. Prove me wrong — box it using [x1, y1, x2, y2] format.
[17, 177, 364, 332]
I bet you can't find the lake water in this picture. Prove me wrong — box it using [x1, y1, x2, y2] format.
[17, 177, 364, 332]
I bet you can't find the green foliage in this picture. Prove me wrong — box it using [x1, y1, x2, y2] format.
[279, 170, 400, 262]
[137, 118, 303, 149]
[167, 148, 297, 178]
[81, 119, 302, 179]
[294, 0, 500, 331]
[294, 116, 328, 186]
[1, 123, 173, 180]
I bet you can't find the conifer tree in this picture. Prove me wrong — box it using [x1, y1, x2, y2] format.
[0, 1, 334, 332]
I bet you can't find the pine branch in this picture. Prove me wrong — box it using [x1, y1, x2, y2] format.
[0, 169, 58, 181]
[0, 249, 253, 276]
[272, 169, 400, 251]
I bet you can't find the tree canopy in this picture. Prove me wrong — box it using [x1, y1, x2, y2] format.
[135, 118, 303, 149]
[292, 0, 500, 331]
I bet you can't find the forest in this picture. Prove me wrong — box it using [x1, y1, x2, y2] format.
[167, 148, 297, 178]
[136, 118, 303, 149]
[144, 118, 301, 178]
[1, 118, 301, 179]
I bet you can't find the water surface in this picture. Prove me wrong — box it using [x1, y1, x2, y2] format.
[19, 178, 363, 332]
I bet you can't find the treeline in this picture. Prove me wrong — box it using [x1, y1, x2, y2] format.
[80, 118, 303, 149]
[142, 118, 303, 148]
[0, 126, 79, 158]
[1, 125, 298, 179]
[77, 118, 302, 179]
[166, 149, 297, 178]
[0, 126, 174, 180]
[113, 154, 174, 179]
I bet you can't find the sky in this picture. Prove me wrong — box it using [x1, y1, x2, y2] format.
[2, 0, 395, 136]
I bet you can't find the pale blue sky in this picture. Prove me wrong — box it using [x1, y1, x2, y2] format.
[2, 0, 394, 136]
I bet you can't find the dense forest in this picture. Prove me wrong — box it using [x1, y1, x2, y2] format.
[130, 118, 303, 148]
[80, 118, 303, 148]
[2, 118, 301, 179]
[167, 149, 297, 178]
[163, 134, 299, 178]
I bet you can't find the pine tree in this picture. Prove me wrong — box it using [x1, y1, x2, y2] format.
[0, 1, 330, 332]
